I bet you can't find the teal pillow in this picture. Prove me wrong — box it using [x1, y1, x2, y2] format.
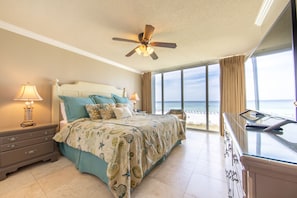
[112, 94, 129, 104]
[89, 95, 115, 104]
[59, 95, 94, 122]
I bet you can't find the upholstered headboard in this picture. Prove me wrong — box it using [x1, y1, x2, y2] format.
[51, 80, 124, 125]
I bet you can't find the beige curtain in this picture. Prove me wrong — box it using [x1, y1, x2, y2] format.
[220, 55, 246, 136]
[142, 72, 152, 113]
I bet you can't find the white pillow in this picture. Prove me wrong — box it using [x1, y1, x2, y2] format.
[60, 102, 68, 121]
[116, 102, 134, 114]
[113, 107, 132, 119]
[60, 120, 68, 129]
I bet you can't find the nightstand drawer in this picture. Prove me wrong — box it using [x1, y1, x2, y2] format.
[1, 135, 54, 152]
[0, 141, 54, 167]
[1, 129, 55, 144]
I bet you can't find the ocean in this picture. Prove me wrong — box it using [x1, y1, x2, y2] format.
[155, 100, 296, 119]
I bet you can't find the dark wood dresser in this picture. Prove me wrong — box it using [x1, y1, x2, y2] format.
[0, 124, 59, 180]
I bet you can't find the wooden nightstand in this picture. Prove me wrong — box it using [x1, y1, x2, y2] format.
[0, 124, 59, 180]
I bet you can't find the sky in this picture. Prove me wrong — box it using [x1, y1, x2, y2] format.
[245, 50, 295, 101]
[155, 64, 220, 102]
[155, 50, 295, 103]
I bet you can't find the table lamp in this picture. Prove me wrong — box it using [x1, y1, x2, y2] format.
[14, 83, 43, 127]
[129, 92, 140, 112]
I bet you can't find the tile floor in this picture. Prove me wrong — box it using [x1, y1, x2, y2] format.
[0, 130, 228, 198]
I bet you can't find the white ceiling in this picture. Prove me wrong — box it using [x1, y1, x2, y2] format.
[0, 0, 290, 73]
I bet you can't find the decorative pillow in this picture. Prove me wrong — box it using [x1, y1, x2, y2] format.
[113, 107, 133, 119]
[58, 95, 94, 122]
[112, 94, 129, 104]
[89, 95, 115, 104]
[85, 104, 102, 120]
[116, 102, 134, 114]
[99, 103, 116, 119]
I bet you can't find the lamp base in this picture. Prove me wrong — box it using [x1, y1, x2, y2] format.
[133, 102, 137, 112]
[20, 120, 36, 128]
[21, 106, 36, 127]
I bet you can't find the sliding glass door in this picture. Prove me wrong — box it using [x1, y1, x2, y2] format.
[163, 71, 182, 113]
[153, 64, 220, 132]
[184, 67, 206, 130]
[154, 73, 162, 114]
[208, 64, 220, 131]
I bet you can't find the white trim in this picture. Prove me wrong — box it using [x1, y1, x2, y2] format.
[255, 0, 274, 26]
[0, 20, 141, 74]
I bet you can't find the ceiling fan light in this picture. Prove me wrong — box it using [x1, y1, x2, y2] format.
[147, 46, 154, 55]
[113, 24, 176, 59]
[140, 45, 146, 52]
[143, 51, 149, 56]
[136, 44, 152, 56]
[135, 47, 142, 55]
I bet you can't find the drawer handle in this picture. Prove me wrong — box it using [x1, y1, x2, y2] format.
[44, 131, 49, 135]
[25, 149, 37, 155]
[8, 137, 16, 141]
[7, 144, 16, 148]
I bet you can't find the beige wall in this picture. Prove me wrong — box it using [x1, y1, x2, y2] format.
[0, 29, 141, 129]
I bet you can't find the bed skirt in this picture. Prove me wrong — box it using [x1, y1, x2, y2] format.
[58, 139, 182, 186]
[59, 143, 109, 184]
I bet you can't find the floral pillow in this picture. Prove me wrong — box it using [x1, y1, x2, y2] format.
[85, 104, 102, 120]
[99, 103, 116, 119]
[113, 107, 132, 119]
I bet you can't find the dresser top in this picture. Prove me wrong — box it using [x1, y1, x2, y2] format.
[0, 123, 58, 135]
[224, 113, 297, 165]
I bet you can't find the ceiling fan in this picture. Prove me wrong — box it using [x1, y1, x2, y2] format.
[112, 24, 177, 60]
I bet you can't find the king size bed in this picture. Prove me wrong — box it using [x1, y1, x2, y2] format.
[51, 81, 186, 198]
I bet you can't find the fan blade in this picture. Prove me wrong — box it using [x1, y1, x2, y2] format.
[112, 37, 139, 43]
[150, 51, 158, 60]
[125, 46, 139, 57]
[143, 25, 155, 42]
[138, 33, 144, 42]
[150, 42, 177, 48]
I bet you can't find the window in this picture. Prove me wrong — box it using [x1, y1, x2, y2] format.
[208, 64, 220, 131]
[153, 64, 220, 132]
[163, 71, 181, 113]
[245, 50, 295, 119]
[184, 67, 206, 130]
[154, 73, 162, 114]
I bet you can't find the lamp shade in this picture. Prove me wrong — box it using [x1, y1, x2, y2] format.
[14, 83, 43, 101]
[129, 92, 140, 101]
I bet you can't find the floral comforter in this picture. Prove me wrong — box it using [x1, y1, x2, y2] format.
[53, 114, 185, 198]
